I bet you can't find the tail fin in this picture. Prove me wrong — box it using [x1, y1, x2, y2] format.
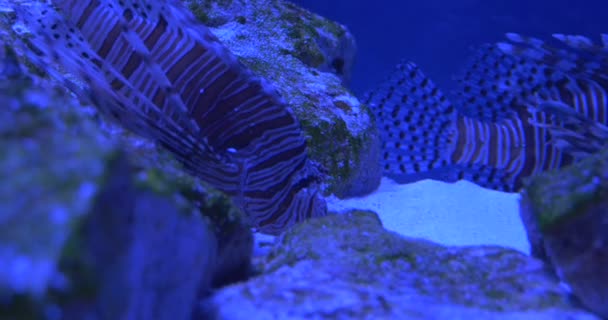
[17, 0, 326, 234]
[363, 61, 461, 184]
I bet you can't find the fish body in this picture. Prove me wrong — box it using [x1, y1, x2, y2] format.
[17, 0, 327, 234]
[366, 33, 608, 191]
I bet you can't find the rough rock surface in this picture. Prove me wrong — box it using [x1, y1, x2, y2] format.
[209, 210, 599, 319]
[520, 148, 608, 319]
[0, 49, 117, 300]
[0, 38, 251, 319]
[185, 0, 382, 197]
[60, 154, 219, 320]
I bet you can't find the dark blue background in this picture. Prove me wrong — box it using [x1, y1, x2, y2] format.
[292, 0, 608, 96]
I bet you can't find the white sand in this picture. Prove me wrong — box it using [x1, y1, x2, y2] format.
[327, 177, 530, 254]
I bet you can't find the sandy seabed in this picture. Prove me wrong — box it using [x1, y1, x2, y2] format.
[327, 177, 530, 254]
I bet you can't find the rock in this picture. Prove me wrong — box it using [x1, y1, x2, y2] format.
[185, 0, 357, 84]
[520, 148, 608, 319]
[185, 0, 382, 197]
[0, 42, 252, 319]
[60, 153, 219, 320]
[110, 119, 255, 293]
[209, 210, 599, 319]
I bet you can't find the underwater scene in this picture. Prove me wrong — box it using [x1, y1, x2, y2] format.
[0, 0, 606, 319]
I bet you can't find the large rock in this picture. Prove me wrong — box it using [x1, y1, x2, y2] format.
[0, 46, 118, 302]
[0, 40, 251, 319]
[208, 210, 599, 319]
[58, 153, 219, 320]
[520, 148, 608, 319]
[185, 0, 382, 197]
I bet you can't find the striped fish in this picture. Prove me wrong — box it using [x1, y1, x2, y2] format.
[18, 0, 327, 234]
[365, 33, 607, 192]
[495, 33, 608, 157]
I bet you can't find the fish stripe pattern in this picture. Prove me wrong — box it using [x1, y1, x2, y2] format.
[365, 33, 608, 191]
[496, 33, 608, 157]
[19, 0, 326, 234]
[365, 62, 574, 191]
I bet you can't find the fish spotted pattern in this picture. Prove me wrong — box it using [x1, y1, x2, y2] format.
[366, 33, 607, 191]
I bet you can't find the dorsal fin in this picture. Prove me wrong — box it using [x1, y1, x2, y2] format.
[497, 33, 608, 156]
[498, 33, 608, 84]
[451, 44, 541, 122]
[21, 2, 218, 170]
[451, 33, 608, 158]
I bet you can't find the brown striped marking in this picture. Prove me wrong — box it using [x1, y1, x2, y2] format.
[28, 0, 327, 234]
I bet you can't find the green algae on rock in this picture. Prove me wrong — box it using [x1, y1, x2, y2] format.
[185, 0, 381, 197]
[521, 148, 608, 232]
[54, 153, 219, 320]
[210, 210, 600, 319]
[0, 63, 116, 299]
[110, 125, 254, 290]
[520, 148, 608, 319]
[0, 40, 251, 318]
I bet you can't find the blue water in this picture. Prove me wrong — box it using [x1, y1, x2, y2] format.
[292, 0, 608, 95]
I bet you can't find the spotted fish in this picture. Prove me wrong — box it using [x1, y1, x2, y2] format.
[365, 33, 607, 192]
[17, 0, 327, 234]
